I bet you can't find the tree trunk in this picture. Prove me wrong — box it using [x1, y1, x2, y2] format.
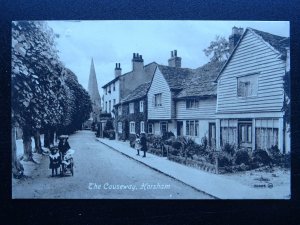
[49, 127, 55, 145]
[12, 126, 24, 179]
[22, 126, 34, 162]
[44, 129, 50, 148]
[34, 130, 42, 154]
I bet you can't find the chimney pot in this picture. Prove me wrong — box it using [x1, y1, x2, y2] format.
[232, 26, 238, 35]
[171, 51, 173, 57]
[174, 50, 177, 57]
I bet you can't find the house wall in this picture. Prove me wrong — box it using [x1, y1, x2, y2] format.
[115, 97, 147, 139]
[148, 68, 172, 120]
[176, 98, 216, 120]
[103, 79, 120, 116]
[216, 30, 286, 114]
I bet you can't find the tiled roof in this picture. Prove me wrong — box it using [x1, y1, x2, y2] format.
[176, 61, 225, 98]
[157, 65, 195, 90]
[121, 82, 151, 103]
[250, 28, 290, 55]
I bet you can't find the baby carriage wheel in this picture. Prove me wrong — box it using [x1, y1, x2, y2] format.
[71, 159, 74, 176]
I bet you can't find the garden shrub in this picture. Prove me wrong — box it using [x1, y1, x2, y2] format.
[217, 151, 233, 167]
[222, 143, 235, 155]
[162, 131, 175, 141]
[235, 149, 251, 165]
[252, 149, 272, 166]
[268, 145, 282, 165]
[172, 141, 182, 150]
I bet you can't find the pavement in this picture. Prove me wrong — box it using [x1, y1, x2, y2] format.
[96, 137, 290, 199]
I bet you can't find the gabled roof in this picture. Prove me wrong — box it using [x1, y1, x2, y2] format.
[102, 62, 157, 88]
[176, 61, 225, 99]
[250, 28, 290, 56]
[215, 27, 289, 81]
[157, 65, 195, 90]
[120, 82, 151, 104]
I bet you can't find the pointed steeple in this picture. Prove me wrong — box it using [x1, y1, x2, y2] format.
[88, 58, 101, 118]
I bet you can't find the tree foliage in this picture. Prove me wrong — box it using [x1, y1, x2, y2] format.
[203, 35, 229, 62]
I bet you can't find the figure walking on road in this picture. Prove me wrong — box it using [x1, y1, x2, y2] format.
[135, 134, 141, 156]
[140, 132, 147, 158]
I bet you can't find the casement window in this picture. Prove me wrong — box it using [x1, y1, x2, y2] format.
[118, 122, 122, 133]
[148, 123, 153, 134]
[237, 74, 258, 97]
[220, 119, 238, 146]
[154, 93, 162, 106]
[109, 100, 111, 113]
[113, 99, 116, 106]
[113, 83, 115, 91]
[118, 106, 122, 116]
[129, 103, 134, 114]
[186, 99, 199, 109]
[255, 119, 279, 150]
[160, 122, 168, 133]
[186, 120, 199, 136]
[140, 121, 145, 133]
[139, 100, 144, 112]
[130, 122, 135, 134]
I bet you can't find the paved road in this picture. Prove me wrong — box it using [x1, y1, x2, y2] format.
[12, 130, 213, 199]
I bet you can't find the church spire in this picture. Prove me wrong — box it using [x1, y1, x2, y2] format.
[88, 58, 101, 120]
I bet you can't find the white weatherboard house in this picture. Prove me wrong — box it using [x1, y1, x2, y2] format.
[147, 50, 224, 145]
[215, 27, 290, 153]
[175, 61, 224, 146]
[147, 50, 191, 136]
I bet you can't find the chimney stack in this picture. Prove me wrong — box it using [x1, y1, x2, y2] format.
[229, 26, 244, 53]
[168, 50, 181, 68]
[115, 63, 121, 77]
[132, 52, 144, 71]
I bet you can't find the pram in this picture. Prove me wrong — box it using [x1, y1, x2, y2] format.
[60, 149, 75, 176]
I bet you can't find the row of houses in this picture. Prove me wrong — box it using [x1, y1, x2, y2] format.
[102, 27, 290, 153]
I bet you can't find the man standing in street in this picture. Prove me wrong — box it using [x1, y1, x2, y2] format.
[140, 132, 147, 158]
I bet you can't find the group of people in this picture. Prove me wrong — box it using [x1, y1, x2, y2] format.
[49, 135, 71, 177]
[135, 132, 147, 157]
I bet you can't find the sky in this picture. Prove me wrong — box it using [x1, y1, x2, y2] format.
[47, 20, 289, 96]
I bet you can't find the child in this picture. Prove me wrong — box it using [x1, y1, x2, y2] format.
[49, 146, 60, 177]
[135, 134, 142, 156]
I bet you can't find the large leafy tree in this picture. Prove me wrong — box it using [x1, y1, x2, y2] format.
[203, 35, 229, 62]
[57, 68, 92, 135]
[12, 21, 65, 175]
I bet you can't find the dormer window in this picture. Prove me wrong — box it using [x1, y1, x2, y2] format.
[186, 99, 199, 109]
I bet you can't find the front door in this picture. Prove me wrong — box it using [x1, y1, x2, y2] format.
[177, 121, 183, 136]
[209, 123, 216, 148]
[238, 122, 252, 150]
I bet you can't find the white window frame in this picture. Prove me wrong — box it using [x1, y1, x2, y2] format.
[186, 99, 199, 109]
[130, 121, 135, 134]
[118, 106, 122, 116]
[160, 121, 168, 133]
[154, 93, 162, 107]
[237, 73, 259, 98]
[148, 123, 153, 134]
[139, 100, 144, 112]
[118, 122, 122, 133]
[129, 102, 134, 114]
[140, 121, 145, 133]
[186, 120, 199, 137]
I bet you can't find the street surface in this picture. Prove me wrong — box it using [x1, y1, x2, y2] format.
[12, 130, 213, 199]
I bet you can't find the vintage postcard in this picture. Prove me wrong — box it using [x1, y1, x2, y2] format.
[11, 20, 290, 199]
